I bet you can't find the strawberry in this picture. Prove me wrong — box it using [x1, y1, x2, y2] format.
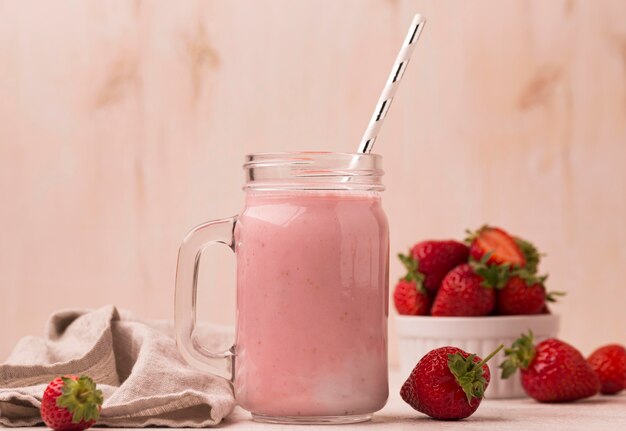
[494, 241, 559, 315]
[466, 226, 525, 267]
[393, 279, 430, 315]
[587, 344, 626, 395]
[501, 332, 600, 402]
[431, 264, 494, 316]
[41, 375, 103, 431]
[431, 255, 510, 316]
[497, 273, 564, 315]
[496, 276, 546, 315]
[400, 345, 503, 420]
[399, 241, 469, 294]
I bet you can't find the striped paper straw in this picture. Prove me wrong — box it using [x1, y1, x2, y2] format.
[358, 14, 426, 154]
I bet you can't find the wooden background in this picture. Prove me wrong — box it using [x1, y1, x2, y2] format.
[1, 0, 625, 364]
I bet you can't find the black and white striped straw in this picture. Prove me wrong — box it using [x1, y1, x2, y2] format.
[358, 14, 426, 154]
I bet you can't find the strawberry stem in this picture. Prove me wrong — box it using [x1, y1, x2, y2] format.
[447, 345, 503, 404]
[476, 344, 504, 369]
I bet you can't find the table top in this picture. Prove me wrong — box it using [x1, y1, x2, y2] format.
[221, 393, 626, 431]
[7, 375, 626, 430]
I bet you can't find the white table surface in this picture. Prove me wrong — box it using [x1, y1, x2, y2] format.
[221, 389, 626, 431]
[8, 373, 626, 430]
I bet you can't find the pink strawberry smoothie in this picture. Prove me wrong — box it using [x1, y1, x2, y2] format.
[233, 190, 389, 418]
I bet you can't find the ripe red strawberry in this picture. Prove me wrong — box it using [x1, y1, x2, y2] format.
[431, 255, 510, 316]
[399, 241, 469, 294]
[400, 345, 502, 420]
[501, 332, 600, 402]
[41, 375, 103, 431]
[496, 276, 546, 315]
[431, 264, 494, 316]
[393, 279, 430, 315]
[587, 344, 626, 395]
[467, 226, 525, 267]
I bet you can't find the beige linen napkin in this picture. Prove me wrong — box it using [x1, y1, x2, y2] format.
[0, 305, 235, 427]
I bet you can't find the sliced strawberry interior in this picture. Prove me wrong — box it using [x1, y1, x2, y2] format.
[476, 228, 525, 266]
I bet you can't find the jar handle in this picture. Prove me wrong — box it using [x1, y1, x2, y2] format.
[174, 216, 237, 380]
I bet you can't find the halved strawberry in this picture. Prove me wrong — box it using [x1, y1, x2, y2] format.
[467, 226, 525, 267]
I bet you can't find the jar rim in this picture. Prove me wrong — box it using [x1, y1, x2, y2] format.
[243, 151, 384, 191]
[244, 151, 380, 156]
[243, 151, 380, 164]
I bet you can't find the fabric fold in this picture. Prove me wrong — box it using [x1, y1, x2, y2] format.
[0, 305, 235, 427]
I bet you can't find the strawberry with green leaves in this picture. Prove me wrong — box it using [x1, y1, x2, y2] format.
[393, 278, 430, 316]
[466, 226, 526, 267]
[496, 271, 563, 315]
[465, 227, 557, 315]
[399, 240, 469, 294]
[501, 332, 600, 402]
[394, 253, 431, 315]
[431, 253, 511, 316]
[401, 345, 503, 420]
[495, 249, 562, 314]
[41, 375, 103, 431]
[496, 276, 547, 315]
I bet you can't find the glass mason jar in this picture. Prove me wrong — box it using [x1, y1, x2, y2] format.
[175, 152, 389, 424]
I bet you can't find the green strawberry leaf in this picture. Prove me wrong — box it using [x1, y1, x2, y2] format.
[463, 225, 489, 245]
[398, 253, 426, 291]
[514, 237, 545, 274]
[448, 345, 503, 404]
[56, 376, 103, 423]
[469, 252, 512, 289]
[500, 331, 536, 379]
[510, 267, 548, 286]
[546, 291, 566, 302]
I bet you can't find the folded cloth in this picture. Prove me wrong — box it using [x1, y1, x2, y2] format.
[0, 305, 235, 427]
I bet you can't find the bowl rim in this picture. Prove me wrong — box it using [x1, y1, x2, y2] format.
[394, 314, 559, 323]
[394, 314, 560, 338]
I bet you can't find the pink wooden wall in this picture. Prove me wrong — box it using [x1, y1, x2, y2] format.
[1, 0, 626, 363]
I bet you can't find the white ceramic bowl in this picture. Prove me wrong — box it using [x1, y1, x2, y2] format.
[395, 314, 560, 399]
